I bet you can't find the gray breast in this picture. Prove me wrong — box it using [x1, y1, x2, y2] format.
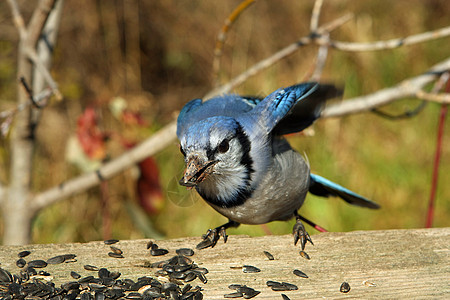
[210, 138, 310, 224]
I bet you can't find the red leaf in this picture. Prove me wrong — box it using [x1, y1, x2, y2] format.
[76, 107, 107, 160]
[137, 157, 164, 215]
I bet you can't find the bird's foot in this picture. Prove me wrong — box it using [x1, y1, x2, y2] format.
[292, 215, 314, 251]
[196, 220, 239, 250]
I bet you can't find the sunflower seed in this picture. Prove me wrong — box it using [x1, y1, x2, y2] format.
[299, 251, 310, 260]
[84, 265, 99, 271]
[146, 241, 153, 249]
[176, 248, 195, 256]
[340, 281, 351, 293]
[110, 246, 123, 255]
[16, 258, 26, 268]
[151, 248, 169, 256]
[108, 252, 124, 258]
[47, 255, 66, 264]
[98, 268, 110, 279]
[281, 294, 291, 300]
[28, 260, 47, 268]
[243, 265, 260, 273]
[224, 291, 243, 298]
[263, 251, 274, 260]
[363, 280, 376, 287]
[243, 289, 260, 299]
[103, 239, 119, 245]
[70, 271, 81, 279]
[293, 269, 308, 278]
[18, 250, 31, 258]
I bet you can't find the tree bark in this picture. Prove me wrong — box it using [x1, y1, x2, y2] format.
[3, 0, 62, 245]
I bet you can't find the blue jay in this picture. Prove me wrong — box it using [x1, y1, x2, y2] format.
[177, 82, 379, 250]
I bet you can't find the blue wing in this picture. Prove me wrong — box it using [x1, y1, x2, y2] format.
[250, 82, 319, 133]
[177, 82, 340, 138]
[309, 174, 380, 209]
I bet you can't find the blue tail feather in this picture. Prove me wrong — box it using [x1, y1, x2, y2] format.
[309, 174, 380, 209]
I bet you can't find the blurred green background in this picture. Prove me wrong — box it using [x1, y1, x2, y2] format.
[0, 0, 449, 244]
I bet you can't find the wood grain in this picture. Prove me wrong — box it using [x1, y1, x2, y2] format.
[0, 228, 448, 299]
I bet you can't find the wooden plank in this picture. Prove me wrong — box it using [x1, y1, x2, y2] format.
[0, 227, 448, 299]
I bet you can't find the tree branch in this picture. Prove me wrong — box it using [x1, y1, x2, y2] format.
[319, 25, 450, 52]
[322, 57, 450, 118]
[31, 122, 177, 212]
[26, 0, 58, 47]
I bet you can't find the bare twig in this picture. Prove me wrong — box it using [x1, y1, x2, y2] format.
[310, 0, 324, 32]
[311, 33, 329, 81]
[319, 26, 450, 52]
[416, 91, 450, 104]
[213, 0, 256, 86]
[26, 0, 58, 47]
[25, 46, 63, 100]
[322, 58, 450, 118]
[6, 0, 27, 39]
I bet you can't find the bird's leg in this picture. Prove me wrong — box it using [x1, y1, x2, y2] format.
[292, 211, 314, 250]
[196, 220, 240, 250]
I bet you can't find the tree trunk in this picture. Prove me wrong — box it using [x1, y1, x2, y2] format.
[2, 0, 63, 245]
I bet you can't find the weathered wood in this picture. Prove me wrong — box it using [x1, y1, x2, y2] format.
[0, 228, 448, 299]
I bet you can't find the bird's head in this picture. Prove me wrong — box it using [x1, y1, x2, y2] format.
[178, 116, 254, 203]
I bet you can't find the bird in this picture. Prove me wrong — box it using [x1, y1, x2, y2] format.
[176, 82, 380, 250]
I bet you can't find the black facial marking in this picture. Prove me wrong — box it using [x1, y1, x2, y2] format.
[179, 145, 186, 157]
[199, 122, 255, 208]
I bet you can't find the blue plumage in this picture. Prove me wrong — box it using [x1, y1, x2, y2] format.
[176, 82, 379, 250]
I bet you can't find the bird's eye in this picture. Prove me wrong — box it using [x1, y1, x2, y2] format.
[179, 145, 186, 157]
[218, 140, 229, 154]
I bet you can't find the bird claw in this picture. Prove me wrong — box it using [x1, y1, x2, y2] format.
[292, 219, 313, 250]
[196, 220, 239, 250]
[196, 226, 228, 250]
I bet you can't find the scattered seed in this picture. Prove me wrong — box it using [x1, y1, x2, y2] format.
[28, 260, 47, 268]
[266, 281, 298, 291]
[84, 264, 99, 271]
[197, 272, 207, 284]
[108, 252, 124, 258]
[0, 268, 13, 282]
[70, 271, 81, 279]
[78, 275, 95, 283]
[110, 246, 123, 255]
[181, 272, 195, 283]
[103, 239, 119, 245]
[263, 251, 274, 260]
[196, 238, 214, 250]
[363, 280, 376, 287]
[47, 255, 66, 265]
[280, 282, 298, 291]
[98, 268, 110, 279]
[299, 250, 310, 260]
[150, 248, 169, 256]
[281, 294, 291, 300]
[243, 290, 261, 299]
[146, 241, 153, 249]
[340, 281, 351, 293]
[18, 251, 31, 258]
[224, 291, 243, 298]
[16, 258, 26, 268]
[176, 248, 195, 256]
[266, 281, 280, 287]
[293, 269, 308, 278]
[242, 265, 261, 273]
